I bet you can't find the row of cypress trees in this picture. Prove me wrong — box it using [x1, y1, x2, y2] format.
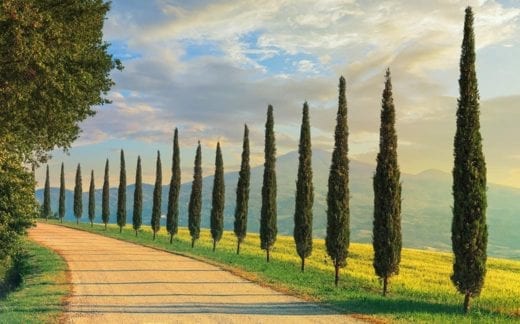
[40, 6, 485, 313]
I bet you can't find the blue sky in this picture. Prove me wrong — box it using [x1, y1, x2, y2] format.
[37, 0, 520, 189]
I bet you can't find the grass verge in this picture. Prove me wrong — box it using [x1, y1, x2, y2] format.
[56, 220, 519, 323]
[0, 239, 69, 323]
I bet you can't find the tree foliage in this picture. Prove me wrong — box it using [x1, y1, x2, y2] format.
[133, 156, 142, 236]
[101, 158, 110, 229]
[73, 163, 82, 224]
[294, 102, 313, 272]
[326, 76, 350, 286]
[88, 170, 95, 226]
[59, 162, 65, 222]
[373, 69, 402, 296]
[260, 105, 277, 262]
[42, 165, 51, 219]
[452, 6, 487, 313]
[167, 128, 180, 243]
[234, 124, 250, 255]
[210, 142, 225, 252]
[117, 150, 126, 232]
[188, 142, 202, 248]
[151, 151, 162, 240]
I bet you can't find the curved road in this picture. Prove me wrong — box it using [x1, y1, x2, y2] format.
[30, 223, 361, 323]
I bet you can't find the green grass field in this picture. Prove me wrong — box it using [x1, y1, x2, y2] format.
[55, 220, 519, 323]
[0, 239, 69, 323]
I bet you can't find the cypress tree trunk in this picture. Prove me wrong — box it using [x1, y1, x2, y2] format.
[260, 105, 277, 263]
[117, 150, 127, 232]
[294, 102, 313, 273]
[188, 142, 202, 248]
[167, 128, 181, 243]
[59, 163, 65, 223]
[88, 170, 95, 227]
[266, 249, 270, 263]
[133, 156, 143, 236]
[234, 124, 250, 255]
[326, 76, 350, 286]
[43, 165, 51, 220]
[452, 7, 487, 313]
[210, 142, 225, 252]
[334, 264, 340, 287]
[151, 151, 162, 240]
[73, 164, 82, 224]
[373, 69, 402, 297]
[102, 159, 110, 229]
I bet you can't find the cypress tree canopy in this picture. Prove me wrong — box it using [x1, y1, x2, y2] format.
[102, 159, 110, 228]
[210, 142, 225, 251]
[42, 165, 51, 219]
[326, 76, 350, 286]
[73, 163, 82, 224]
[167, 128, 181, 243]
[260, 105, 277, 262]
[451, 6, 487, 313]
[234, 124, 250, 254]
[294, 102, 313, 272]
[188, 142, 202, 247]
[133, 156, 142, 235]
[151, 151, 162, 239]
[59, 162, 65, 222]
[117, 150, 126, 232]
[88, 170, 95, 226]
[373, 69, 402, 296]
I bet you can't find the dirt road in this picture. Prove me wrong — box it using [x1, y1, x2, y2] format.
[29, 223, 361, 323]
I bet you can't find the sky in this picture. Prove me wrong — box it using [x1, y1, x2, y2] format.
[36, 0, 520, 190]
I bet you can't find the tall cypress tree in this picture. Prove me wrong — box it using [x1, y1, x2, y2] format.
[73, 164, 82, 224]
[188, 142, 202, 248]
[133, 156, 142, 237]
[59, 162, 65, 223]
[373, 69, 402, 296]
[294, 102, 313, 272]
[42, 165, 51, 220]
[452, 7, 487, 314]
[151, 151, 162, 240]
[260, 105, 277, 263]
[234, 124, 250, 255]
[326, 76, 350, 287]
[102, 159, 110, 230]
[117, 150, 126, 233]
[211, 142, 225, 252]
[167, 128, 181, 244]
[88, 170, 95, 227]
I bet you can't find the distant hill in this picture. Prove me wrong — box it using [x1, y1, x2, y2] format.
[36, 149, 520, 259]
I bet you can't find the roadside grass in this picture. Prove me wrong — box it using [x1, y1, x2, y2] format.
[0, 239, 69, 324]
[56, 220, 520, 323]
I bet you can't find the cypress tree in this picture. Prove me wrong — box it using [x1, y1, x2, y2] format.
[133, 156, 142, 237]
[234, 124, 250, 255]
[73, 164, 82, 224]
[167, 128, 181, 244]
[59, 163, 65, 223]
[452, 7, 487, 314]
[210, 142, 225, 252]
[326, 76, 350, 287]
[188, 142, 202, 248]
[151, 151, 162, 240]
[88, 170, 95, 227]
[42, 165, 51, 220]
[102, 159, 110, 230]
[294, 102, 313, 272]
[373, 69, 402, 296]
[260, 105, 277, 262]
[117, 150, 126, 233]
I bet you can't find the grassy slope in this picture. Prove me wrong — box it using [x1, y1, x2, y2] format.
[56, 220, 519, 323]
[0, 239, 69, 323]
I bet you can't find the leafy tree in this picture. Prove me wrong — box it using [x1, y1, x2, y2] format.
[151, 151, 162, 240]
[260, 105, 277, 262]
[452, 6, 488, 314]
[42, 165, 51, 220]
[0, 0, 122, 163]
[294, 102, 313, 272]
[73, 164, 82, 224]
[167, 128, 181, 243]
[326, 76, 350, 287]
[88, 170, 95, 227]
[59, 162, 65, 223]
[102, 159, 110, 229]
[234, 125, 250, 255]
[210, 142, 225, 252]
[117, 150, 126, 233]
[188, 142, 202, 248]
[373, 69, 402, 296]
[133, 156, 142, 237]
